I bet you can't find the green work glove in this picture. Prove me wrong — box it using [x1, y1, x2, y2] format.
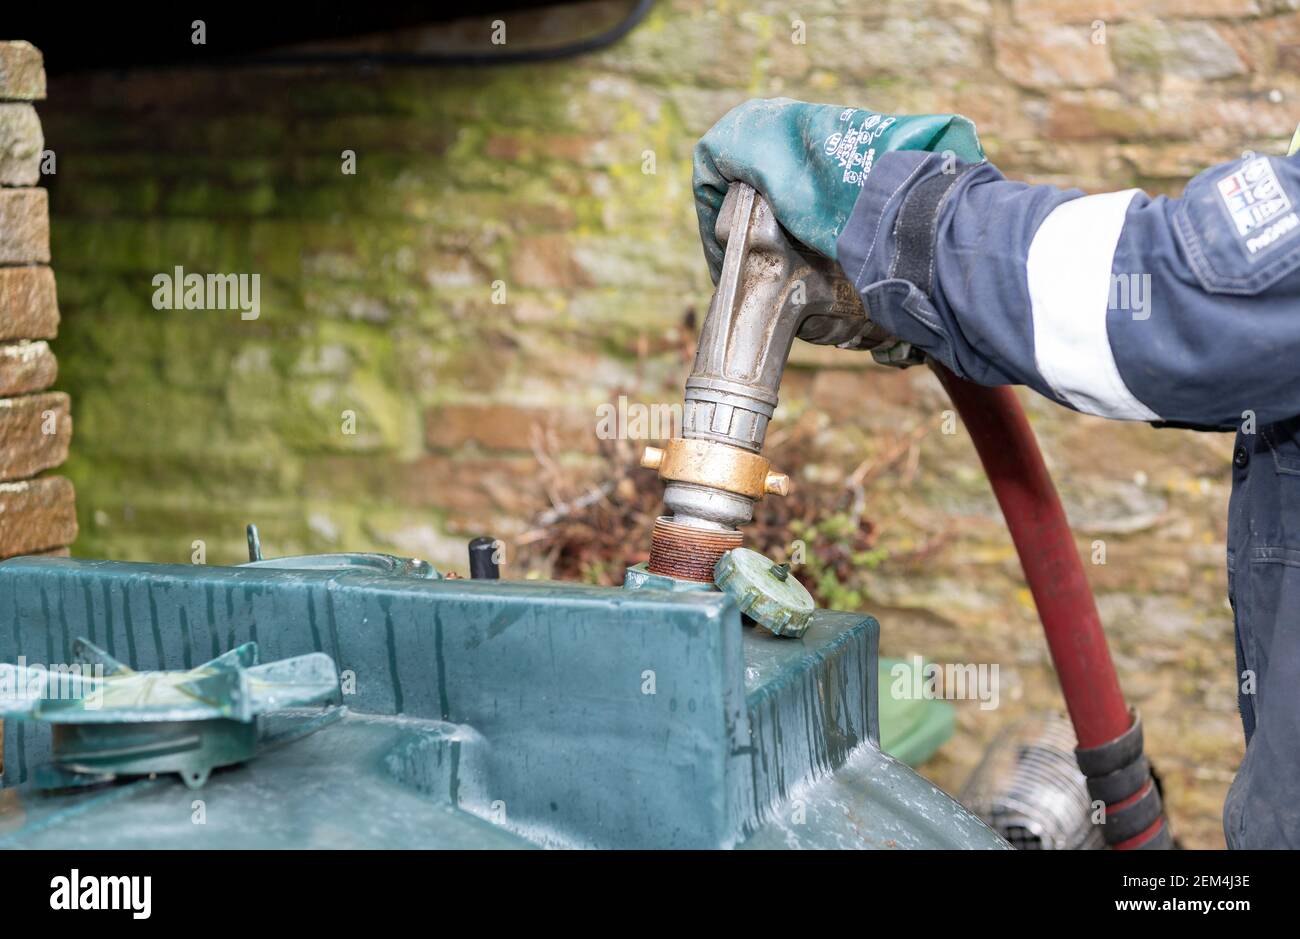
[693, 98, 986, 282]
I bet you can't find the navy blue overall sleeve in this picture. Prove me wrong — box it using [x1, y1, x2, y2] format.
[837, 151, 1300, 429]
[836, 149, 1300, 848]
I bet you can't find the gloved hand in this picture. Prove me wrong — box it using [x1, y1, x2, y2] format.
[693, 98, 985, 282]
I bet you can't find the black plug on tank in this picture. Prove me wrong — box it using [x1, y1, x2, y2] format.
[468, 536, 500, 579]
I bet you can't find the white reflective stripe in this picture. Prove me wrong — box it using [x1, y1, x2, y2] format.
[1026, 189, 1161, 422]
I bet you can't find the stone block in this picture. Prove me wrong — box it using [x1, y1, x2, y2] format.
[0, 189, 50, 263]
[0, 390, 71, 480]
[0, 267, 58, 340]
[0, 476, 76, 558]
[0, 340, 56, 396]
[0, 103, 43, 186]
[0, 42, 45, 102]
[995, 25, 1116, 89]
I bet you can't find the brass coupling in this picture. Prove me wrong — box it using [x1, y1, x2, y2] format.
[641, 438, 789, 501]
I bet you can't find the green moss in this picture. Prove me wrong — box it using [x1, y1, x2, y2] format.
[1111, 23, 1166, 74]
[41, 13, 735, 562]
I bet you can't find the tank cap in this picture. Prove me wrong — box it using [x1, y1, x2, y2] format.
[714, 547, 815, 638]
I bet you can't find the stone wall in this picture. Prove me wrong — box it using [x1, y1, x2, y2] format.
[35, 1, 1300, 846]
[0, 41, 74, 561]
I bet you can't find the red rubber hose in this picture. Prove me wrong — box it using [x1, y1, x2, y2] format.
[932, 364, 1169, 848]
[930, 364, 1130, 747]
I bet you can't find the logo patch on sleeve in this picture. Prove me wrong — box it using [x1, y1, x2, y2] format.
[1218, 158, 1297, 254]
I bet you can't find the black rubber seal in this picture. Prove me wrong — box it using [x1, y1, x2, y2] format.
[1133, 821, 1175, 850]
[1086, 754, 1151, 805]
[1102, 783, 1164, 845]
[1075, 710, 1144, 777]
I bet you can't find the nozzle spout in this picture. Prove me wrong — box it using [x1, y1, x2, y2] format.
[659, 183, 887, 531]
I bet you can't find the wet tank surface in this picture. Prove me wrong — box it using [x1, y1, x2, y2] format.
[0, 557, 1005, 849]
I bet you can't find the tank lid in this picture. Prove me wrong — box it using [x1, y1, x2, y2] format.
[714, 547, 814, 637]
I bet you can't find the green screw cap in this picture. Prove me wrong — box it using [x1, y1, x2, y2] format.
[714, 547, 815, 638]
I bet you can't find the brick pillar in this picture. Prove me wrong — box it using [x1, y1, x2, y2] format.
[0, 42, 76, 563]
[0, 40, 77, 776]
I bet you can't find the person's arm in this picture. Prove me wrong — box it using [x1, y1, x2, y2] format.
[838, 151, 1300, 427]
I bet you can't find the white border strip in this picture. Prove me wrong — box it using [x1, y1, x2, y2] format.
[1027, 189, 1160, 421]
